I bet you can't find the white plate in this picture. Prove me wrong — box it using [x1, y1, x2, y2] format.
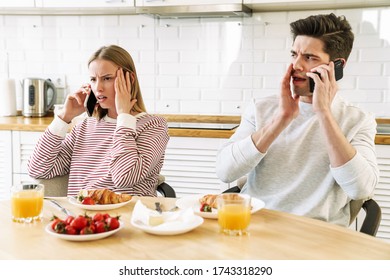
[68, 196, 132, 211]
[45, 221, 124, 241]
[130, 215, 204, 236]
[175, 194, 265, 219]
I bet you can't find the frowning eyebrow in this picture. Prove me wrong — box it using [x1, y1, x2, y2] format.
[90, 73, 117, 79]
[290, 50, 321, 59]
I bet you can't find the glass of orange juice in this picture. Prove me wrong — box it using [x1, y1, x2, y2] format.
[11, 183, 44, 223]
[217, 193, 251, 236]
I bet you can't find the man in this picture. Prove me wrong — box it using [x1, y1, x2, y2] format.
[216, 13, 379, 227]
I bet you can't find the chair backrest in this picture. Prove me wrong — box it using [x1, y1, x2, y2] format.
[359, 199, 382, 236]
[36, 174, 176, 198]
[349, 198, 382, 236]
[37, 175, 69, 197]
[156, 182, 176, 198]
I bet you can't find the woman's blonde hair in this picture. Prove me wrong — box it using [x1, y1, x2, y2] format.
[88, 45, 146, 119]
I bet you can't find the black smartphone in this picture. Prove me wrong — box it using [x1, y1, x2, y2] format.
[84, 89, 97, 117]
[309, 59, 344, 92]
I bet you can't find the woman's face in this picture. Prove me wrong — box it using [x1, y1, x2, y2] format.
[88, 59, 118, 118]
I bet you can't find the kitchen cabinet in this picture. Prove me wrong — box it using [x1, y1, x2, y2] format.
[0, 0, 35, 7]
[2, 0, 389, 15]
[35, 0, 134, 8]
[12, 131, 42, 177]
[0, 0, 136, 15]
[0, 131, 13, 200]
[373, 144, 390, 242]
[244, 0, 390, 11]
[161, 136, 231, 198]
[9, 131, 42, 199]
[134, 0, 251, 18]
[135, 0, 243, 6]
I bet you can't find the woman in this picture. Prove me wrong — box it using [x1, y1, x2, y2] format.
[28, 45, 169, 197]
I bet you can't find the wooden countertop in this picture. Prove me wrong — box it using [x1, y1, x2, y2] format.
[1, 115, 389, 143]
[0, 115, 239, 139]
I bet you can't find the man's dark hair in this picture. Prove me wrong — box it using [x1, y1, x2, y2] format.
[290, 13, 354, 61]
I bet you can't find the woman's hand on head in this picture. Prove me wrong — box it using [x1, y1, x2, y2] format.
[115, 68, 136, 115]
[58, 85, 89, 123]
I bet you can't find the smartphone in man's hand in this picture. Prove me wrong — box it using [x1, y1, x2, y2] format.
[84, 90, 97, 117]
[309, 59, 344, 92]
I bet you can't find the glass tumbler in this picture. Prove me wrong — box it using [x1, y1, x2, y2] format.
[11, 183, 44, 223]
[217, 193, 251, 236]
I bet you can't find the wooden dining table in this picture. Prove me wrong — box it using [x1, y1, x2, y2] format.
[1, 196, 390, 260]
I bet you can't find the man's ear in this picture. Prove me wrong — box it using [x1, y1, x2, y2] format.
[340, 58, 346, 68]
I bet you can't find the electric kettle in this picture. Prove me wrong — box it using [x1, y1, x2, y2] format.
[22, 78, 57, 117]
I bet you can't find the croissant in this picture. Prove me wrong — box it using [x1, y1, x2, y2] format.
[78, 189, 132, 204]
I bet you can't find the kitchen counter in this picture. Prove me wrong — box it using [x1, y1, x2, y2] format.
[1, 115, 390, 143]
[375, 118, 390, 145]
[0, 115, 240, 139]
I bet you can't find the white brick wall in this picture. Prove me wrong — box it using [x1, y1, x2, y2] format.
[0, 8, 389, 116]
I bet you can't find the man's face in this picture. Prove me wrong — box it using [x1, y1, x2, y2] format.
[290, 35, 330, 96]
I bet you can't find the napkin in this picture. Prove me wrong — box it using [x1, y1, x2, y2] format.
[131, 200, 198, 230]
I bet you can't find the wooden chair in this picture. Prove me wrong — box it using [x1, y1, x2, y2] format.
[223, 180, 382, 237]
[37, 174, 176, 198]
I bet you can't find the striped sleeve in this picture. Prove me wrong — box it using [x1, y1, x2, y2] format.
[110, 116, 169, 189]
[27, 125, 76, 179]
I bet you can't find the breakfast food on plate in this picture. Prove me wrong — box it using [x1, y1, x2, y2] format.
[199, 194, 218, 209]
[199, 193, 244, 212]
[77, 189, 132, 205]
[50, 212, 120, 235]
[149, 212, 164, 226]
[200, 203, 212, 212]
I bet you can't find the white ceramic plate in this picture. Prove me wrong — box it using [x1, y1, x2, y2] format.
[175, 194, 265, 219]
[68, 196, 132, 211]
[130, 215, 203, 236]
[45, 221, 124, 241]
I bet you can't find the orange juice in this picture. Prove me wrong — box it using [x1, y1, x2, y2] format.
[11, 184, 44, 223]
[218, 204, 251, 231]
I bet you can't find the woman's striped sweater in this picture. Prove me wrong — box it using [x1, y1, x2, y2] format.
[27, 113, 169, 197]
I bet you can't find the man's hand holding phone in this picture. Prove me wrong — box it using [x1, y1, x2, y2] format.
[307, 60, 344, 113]
[308, 59, 344, 93]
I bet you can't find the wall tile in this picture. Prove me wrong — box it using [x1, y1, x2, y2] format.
[160, 63, 198, 76]
[0, 9, 389, 116]
[201, 89, 243, 101]
[360, 48, 390, 62]
[161, 88, 199, 100]
[42, 16, 80, 26]
[358, 77, 390, 90]
[180, 100, 220, 114]
[221, 101, 245, 115]
[155, 51, 179, 63]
